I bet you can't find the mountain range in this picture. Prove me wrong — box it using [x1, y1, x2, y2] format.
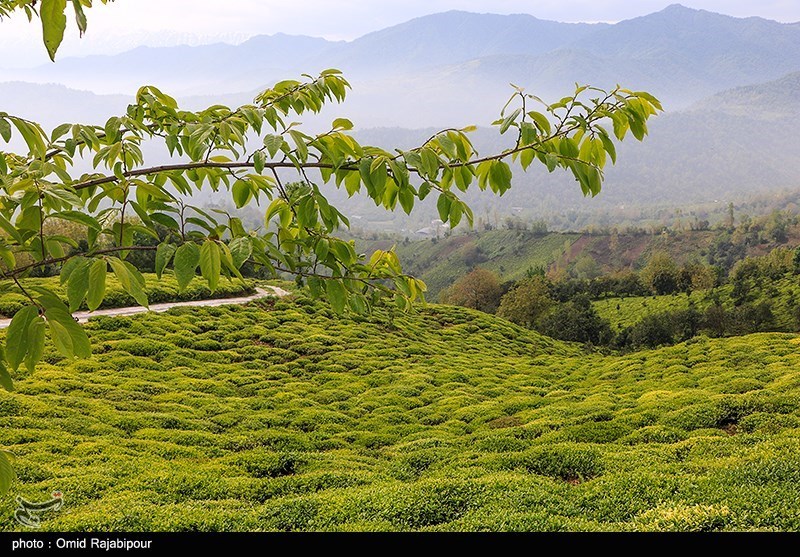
[0, 4, 799, 231]
[4, 4, 800, 113]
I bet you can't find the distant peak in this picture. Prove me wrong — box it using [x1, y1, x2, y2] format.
[656, 4, 702, 16]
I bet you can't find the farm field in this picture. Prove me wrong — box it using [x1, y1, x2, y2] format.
[594, 292, 703, 330]
[2, 293, 800, 531]
[594, 274, 800, 332]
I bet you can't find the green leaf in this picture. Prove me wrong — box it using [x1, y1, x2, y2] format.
[87, 258, 107, 311]
[41, 297, 91, 360]
[59, 255, 86, 285]
[398, 187, 415, 215]
[24, 317, 46, 373]
[598, 132, 617, 164]
[66, 258, 91, 311]
[332, 118, 353, 131]
[527, 111, 552, 135]
[200, 240, 221, 292]
[314, 238, 330, 261]
[47, 317, 73, 358]
[253, 150, 266, 174]
[499, 108, 521, 134]
[489, 161, 512, 194]
[55, 211, 101, 231]
[343, 170, 361, 196]
[232, 179, 252, 208]
[437, 194, 451, 223]
[155, 243, 177, 279]
[0, 118, 11, 143]
[229, 237, 252, 269]
[297, 196, 317, 227]
[173, 243, 200, 292]
[326, 279, 347, 315]
[545, 153, 559, 172]
[17, 206, 42, 232]
[449, 201, 463, 228]
[263, 135, 284, 158]
[0, 361, 13, 392]
[151, 212, 181, 231]
[10, 118, 46, 158]
[6, 306, 39, 372]
[71, 0, 87, 34]
[41, 0, 68, 62]
[418, 182, 432, 200]
[107, 257, 149, 308]
[0, 450, 15, 495]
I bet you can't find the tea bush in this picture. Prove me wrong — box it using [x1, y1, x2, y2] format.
[0, 295, 799, 530]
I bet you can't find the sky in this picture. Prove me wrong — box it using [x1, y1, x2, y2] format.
[0, 0, 798, 66]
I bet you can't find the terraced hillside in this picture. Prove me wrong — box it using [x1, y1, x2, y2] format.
[1, 293, 800, 531]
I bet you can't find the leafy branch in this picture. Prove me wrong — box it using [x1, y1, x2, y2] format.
[0, 69, 661, 403]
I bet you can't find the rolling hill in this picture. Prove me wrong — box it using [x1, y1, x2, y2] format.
[2, 292, 800, 530]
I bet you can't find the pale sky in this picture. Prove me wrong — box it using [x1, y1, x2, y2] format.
[0, 1, 798, 66]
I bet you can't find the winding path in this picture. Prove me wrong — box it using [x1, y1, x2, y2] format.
[0, 285, 291, 329]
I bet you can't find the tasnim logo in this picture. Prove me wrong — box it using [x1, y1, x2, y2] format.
[14, 491, 63, 528]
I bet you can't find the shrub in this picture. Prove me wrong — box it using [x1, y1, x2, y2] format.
[538, 295, 613, 345]
[506, 444, 604, 481]
[238, 451, 305, 478]
[634, 503, 732, 532]
[439, 268, 503, 314]
[497, 276, 553, 328]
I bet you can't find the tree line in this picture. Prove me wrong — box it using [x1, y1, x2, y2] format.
[440, 246, 800, 350]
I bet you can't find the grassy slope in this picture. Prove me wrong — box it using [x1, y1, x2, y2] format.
[362, 230, 578, 296]
[594, 292, 701, 330]
[595, 275, 800, 331]
[359, 225, 800, 299]
[1, 295, 800, 531]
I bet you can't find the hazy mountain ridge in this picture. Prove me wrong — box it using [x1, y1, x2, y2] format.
[690, 71, 800, 118]
[315, 10, 607, 74]
[3, 4, 798, 114]
[5, 34, 340, 95]
[2, 68, 799, 232]
[1, 5, 799, 232]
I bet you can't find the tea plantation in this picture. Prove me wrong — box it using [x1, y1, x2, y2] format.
[2, 292, 800, 531]
[0, 274, 254, 318]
